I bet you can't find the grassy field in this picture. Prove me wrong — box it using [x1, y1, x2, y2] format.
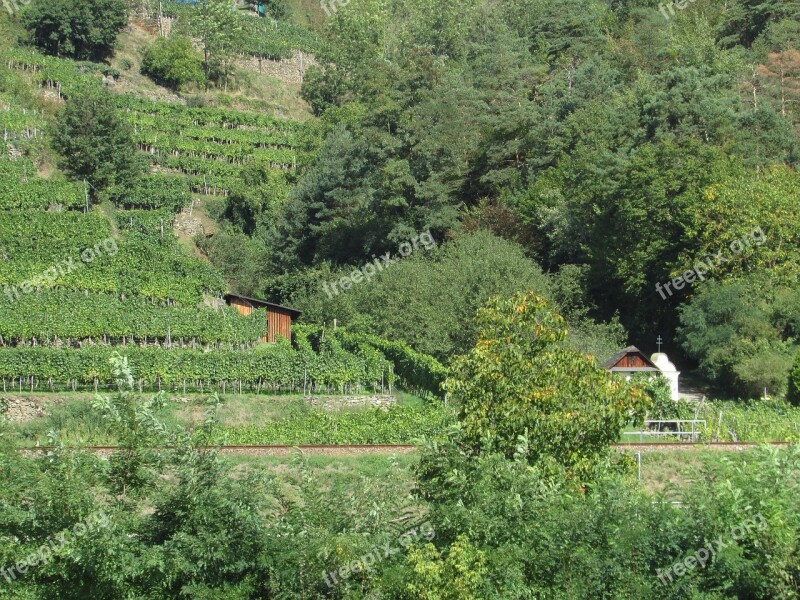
[6, 390, 800, 446]
[198, 447, 794, 502]
[621, 399, 800, 443]
[5, 390, 446, 446]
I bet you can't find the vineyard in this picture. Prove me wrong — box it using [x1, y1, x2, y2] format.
[106, 174, 191, 211]
[0, 104, 45, 143]
[0, 17, 446, 413]
[0, 162, 85, 210]
[202, 403, 452, 445]
[160, 0, 327, 60]
[2, 48, 110, 98]
[0, 290, 267, 347]
[0, 210, 225, 304]
[0, 341, 398, 395]
[119, 95, 304, 195]
[236, 13, 327, 60]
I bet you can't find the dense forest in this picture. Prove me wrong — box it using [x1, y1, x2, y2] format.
[211, 0, 800, 399]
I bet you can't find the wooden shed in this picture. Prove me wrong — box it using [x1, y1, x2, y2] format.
[223, 293, 301, 343]
[602, 346, 660, 374]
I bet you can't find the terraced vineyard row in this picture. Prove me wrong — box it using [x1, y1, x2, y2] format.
[0, 105, 45, 141]
[2, 49, 111, 98]
[0, 210, 225, 304]
[160, 0, 327, 60]
[0, 343, 396, 394]
[117, 96, 304, 132]
[0, 159, 86, 210]
[0, 290, 266, 347]
[134, 133, 297, 165]
[118, 96, 303, 194]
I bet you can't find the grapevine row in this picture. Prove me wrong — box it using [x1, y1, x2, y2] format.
[2, 49, 107, 97]
[0, 290, 266, 346]
[296, 326, 446, 398]
[0, 210, 225, 304]
[0, 343, 396, 395]
[124, 114, 297, 147]
[116, 95, 305, 132]
[106, 174, 190, 211]
[134, 131, 297, 165]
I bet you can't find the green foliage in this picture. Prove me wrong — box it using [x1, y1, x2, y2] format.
[105, 174, 191, 211]
[209, 402, 454, 445]
[92, 353, 170, 496]
[238, 13, 326, 59]
[117, 94, 300, 195]
[0, 290, 267, 346]
[223, 164, 292, 234]
[413, 442, 800, 599]
[185, 0, 242, 87]
[285, 231, 557, 361]
[445, 292, 648, 479]
[0, 158, 85, 209]
[141, 35, 206, 90]
[51, 87, 144, 193]
[693, 399, 800, 442]
[680, 166, 800, 284]
[0, 210, 225, 304]
[0, 48, 111, 103]
[403, 535, 488, 600]
[789, 348, 800, 406]
[194, 231, 270, 298]
[678, 280, 797, 397]
[21, 0, 127, 61]
[328, 328, 446, 397]
[628, 373, 680, 420]
[0, 341, 396, 393]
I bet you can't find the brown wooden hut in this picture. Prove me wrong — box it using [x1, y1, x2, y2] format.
[602, 346, 660, 375]
[223, 293, 301, 343]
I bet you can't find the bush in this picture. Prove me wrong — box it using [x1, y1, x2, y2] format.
[51, 87, 145, 193]
[262, 0, 289, 20]
[21, 0, 127, 61]
[141, 36, 206, 91]
[445, 292, 648, 479]
[678, 280, 797, 398]
[789, 348, 800, 406]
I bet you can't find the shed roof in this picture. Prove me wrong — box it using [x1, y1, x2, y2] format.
[223, 293, 302, 319]
[602, 345, 660, 371]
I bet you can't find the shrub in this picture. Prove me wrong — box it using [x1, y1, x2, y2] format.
[51, 87, 145, 193]
[141, 36, 206, 91]
[445, 292, 648, 479]
[789, 348, 800, 406]
[21, 0, 127, 61]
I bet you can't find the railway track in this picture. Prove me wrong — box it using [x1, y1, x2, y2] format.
[17, 441, 794, 456]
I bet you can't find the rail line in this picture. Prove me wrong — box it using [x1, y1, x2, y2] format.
[16, 441, 794, 456]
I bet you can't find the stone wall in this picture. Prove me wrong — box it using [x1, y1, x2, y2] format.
[237, 51, 317, 86]
[1, 395, 61, 422]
